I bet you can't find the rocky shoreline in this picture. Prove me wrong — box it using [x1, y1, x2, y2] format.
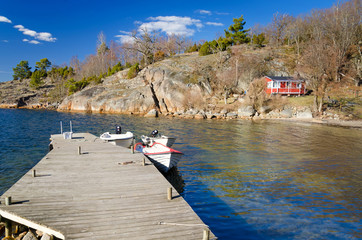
[1, 103, 360, 129]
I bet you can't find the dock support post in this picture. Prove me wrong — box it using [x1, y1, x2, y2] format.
[202, 228, 210, 240]
[142, 157, 145, 166]
[5, 219, 12, 237]
[5, 196, 11, 206]
[32, 169, 36, 178]
[78, 146, 81, 155]
[167, 187, 172, 200]
[131, 139, 134, 154]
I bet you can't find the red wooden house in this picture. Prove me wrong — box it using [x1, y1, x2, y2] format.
[265, 76, 306, 95]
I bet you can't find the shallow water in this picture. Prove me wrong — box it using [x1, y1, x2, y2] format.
[0, 109, 361, 239]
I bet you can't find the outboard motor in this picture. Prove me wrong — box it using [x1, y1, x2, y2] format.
[116, 125, 122, 134]
[151, 129, 159, 137]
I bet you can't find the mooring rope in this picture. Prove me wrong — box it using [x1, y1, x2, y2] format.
[157, 221, 209, 228]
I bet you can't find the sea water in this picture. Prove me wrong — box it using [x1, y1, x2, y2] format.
[0, 109, 361, 239]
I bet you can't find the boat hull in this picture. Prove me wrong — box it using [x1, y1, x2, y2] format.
[135, 142, 183, 173]
[100, 132, 134, 148]
[109, 137, 133, 148]
[145, 152, 183, 173]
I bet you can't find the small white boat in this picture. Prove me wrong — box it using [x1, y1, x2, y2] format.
[141, 135, 176, 147]
[100, 131, 134, 148]
[141, 129, 176, 147]
[135, 142, 183, 173]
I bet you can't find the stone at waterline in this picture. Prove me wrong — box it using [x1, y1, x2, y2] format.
[296, 109, 313, 119]
[238, 106, 255, 117]
[226, 112, 238, 118]
[259, 106, 271, 114]
[220, 109, 228, 115]
[280, 109, 293, 118]
[266, 110, 281, 118]
[195, 111, 206, 119]
[144, 109, 158, 118]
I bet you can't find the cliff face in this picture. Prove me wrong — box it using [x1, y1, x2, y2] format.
[58, 53, 215, 114]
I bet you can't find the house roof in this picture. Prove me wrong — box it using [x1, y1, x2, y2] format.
[266, 76, 304, 82]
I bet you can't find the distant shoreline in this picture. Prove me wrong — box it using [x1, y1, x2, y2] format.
[1, 106, 361, 129]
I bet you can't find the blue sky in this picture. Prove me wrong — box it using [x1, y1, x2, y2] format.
[0, 0, 336, 82]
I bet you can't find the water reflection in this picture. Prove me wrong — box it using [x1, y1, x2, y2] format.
[163, 167, 185, 194]
[0, 109, 361, 239]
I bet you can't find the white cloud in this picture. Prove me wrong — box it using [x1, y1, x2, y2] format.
[37, 32, 56, 42]
[23, 39, 40, 44]
[119, 30, 132, 35]
[2, 40, 9, 43]
[29, 40, 40, 44]
[215, 12, 230, 15]
[15, 25, 56, 42]
[115, 34, 133, 44]
[198, 10, 212, 15]
[23, 30, 37, 37]
[116, 16, 204, 43]
[139, 16, 203, 36]
[0, 16, 12, 23]
[206, 22, 224, 27]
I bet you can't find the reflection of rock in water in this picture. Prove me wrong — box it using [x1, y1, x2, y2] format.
[163, 167, 185, 194]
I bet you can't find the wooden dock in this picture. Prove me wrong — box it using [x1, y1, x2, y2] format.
[0, 133, 215, 239]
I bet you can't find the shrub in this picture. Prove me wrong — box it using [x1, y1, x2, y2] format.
[127, 63, 140, 79]
[252, 33, 266, 47]
[66, 78, 90, 95]
[154, 51, 166, 62]
[29, 70, 46, 89]
[199, 41, 211, 56]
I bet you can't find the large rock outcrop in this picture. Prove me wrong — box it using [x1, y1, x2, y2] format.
[58, 54, 214, 114]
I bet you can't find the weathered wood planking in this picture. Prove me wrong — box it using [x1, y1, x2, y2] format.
[0, 133, 215, 240]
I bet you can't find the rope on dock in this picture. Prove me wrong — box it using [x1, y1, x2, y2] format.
[157, 221, 209, 228]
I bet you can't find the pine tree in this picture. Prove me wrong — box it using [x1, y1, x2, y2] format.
[199, 41, 211, 56]
[35, 58, 52, 72]
[224, 15, 250, 45]
[12, 60, 32, 80]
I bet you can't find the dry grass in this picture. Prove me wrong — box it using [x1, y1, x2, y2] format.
[284, 95, 314, 108]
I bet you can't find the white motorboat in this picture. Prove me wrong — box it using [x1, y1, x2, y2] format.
[100, 131, 134, 148]
[141, 135, 176, 147]
[134, 142, 183, 173]
[141, 129, 176, 147]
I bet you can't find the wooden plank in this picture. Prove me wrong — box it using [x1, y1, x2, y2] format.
[0, 133, 215, 239]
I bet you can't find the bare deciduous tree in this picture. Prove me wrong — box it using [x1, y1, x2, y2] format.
[126, 28, 160, 66]
[268, 12, 293, 46]
[323, 0, 361, 82]
[298, 11, 335, 112]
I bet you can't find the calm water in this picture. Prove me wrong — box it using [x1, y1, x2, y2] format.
[0, 109, 361, 239]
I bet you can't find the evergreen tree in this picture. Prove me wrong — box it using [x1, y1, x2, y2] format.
[30, 70, 46, 89]
[224, 15, 250, 45]
[35, 58, 52, 72]
[199, 41, 211, 56]
[12, 60, 32, 80]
